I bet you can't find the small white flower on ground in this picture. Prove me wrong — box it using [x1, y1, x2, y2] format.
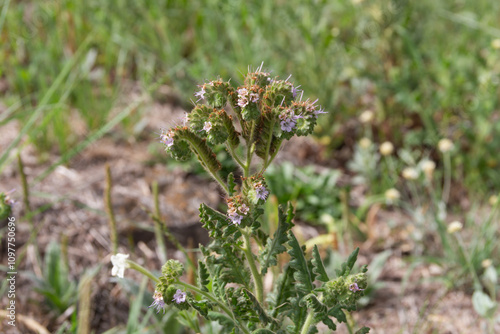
[111, 253, 130, 278]
[420, 160, 436, 179]
[359, 137, 372, 149]
[447, 221, 463, 234]
[482, 259, 493, 268]
[384, 188, 400, 204]
[203, 121, 212, 132]
[379, 141, 394, 156]
[438, 138, 454, 153]
[172, 289, 187, 304]
[359, 110, 374, 124]
[402, 167, 419, 180]
[149, 290, 167, 313]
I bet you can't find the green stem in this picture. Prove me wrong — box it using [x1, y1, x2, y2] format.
[455, 234, 482, 291]
[300, 310, 315, 334]
[442, 152, 451, 204]
[226, 142, 245, 169]
[242, 229, 264, 304]
[187, 141, 229, 194]
[152, 181, 168, 264]
[127, 260, 160, 283]
[262, 118, 276, 169]
[244, 121, 256, 177]
[175, 281, 251, 334]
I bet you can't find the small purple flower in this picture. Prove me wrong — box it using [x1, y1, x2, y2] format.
[249, 93, 260, 103]
[228, 212, 243, 225]
[237, 88, 249, 96]
[194, 87, 206, 101]
[149, 290, 167, 313]
[280, 119, 296, 132]
[291, 85, 301, 98]
[203, 121, 212, 132]
[255, 185, 269, 201]
[172, 289, 187, 304]
[160, 130, 174, 147]
[239, 204, 249, 215]
[238, 96, 249, 108]
[313, 107, 327, 116]
[349, 283, 364, 292]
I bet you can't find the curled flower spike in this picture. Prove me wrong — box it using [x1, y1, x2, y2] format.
[111, 253, 130, 278]
[149, 290, 167, 314]
[172, 289, 187, 304]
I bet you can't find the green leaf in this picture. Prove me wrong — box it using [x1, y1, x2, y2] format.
[328, 306, 347, 323]
[207, 311, 236, 330]
[259, 205, 291, 275]
[336, 247, 359, 277]
[355, 327, 371, 334]
[218, 245, 251, 287]
[270, 266, 295, 321]
[472, 290, 497, 319]
[287, 231, 314, 294]
[252, 330, 275, 334]
[311, 245, 329, 282]
[199, 204, 239, 240]
[243, 288, 277, 326]
[197, 260, 210, 292]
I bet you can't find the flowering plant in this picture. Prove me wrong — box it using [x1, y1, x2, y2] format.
[113, 65, 369, 333]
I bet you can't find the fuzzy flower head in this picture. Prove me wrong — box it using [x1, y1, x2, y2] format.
[420, 159, 436, 179]
[160, 260, 184, 285]
[385, 188, 400, 204]
[172, 289, 187, 304]
[160, 129, 174, 147]
[111, 253, 130, 278]
[149, 290, 167, 314]
[359, 137, 372, 149]
[402, 167, 419, 180]
[447, 221, 463, 234]
[379, 141, 394, 156]
[438, 138, 454, 153]
[359, 110, 374, 124]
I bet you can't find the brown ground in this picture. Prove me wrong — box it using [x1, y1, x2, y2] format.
[0, 94, 497, 334]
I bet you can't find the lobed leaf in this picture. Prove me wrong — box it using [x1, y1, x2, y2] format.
[197, 260, 210, 292]
[311, 245, 329, 282]
[335, 247, 359, 277]
[286, 230, 314, 294]
[259, 205, 292, 275]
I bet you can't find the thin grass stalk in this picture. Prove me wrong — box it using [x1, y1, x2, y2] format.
[17, 153, 32, 226]
[152, 181, 167, 264]
[77, 274, 92, 334]
[105, 165, 118, 254]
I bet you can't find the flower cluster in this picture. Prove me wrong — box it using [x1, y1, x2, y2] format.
[227, 195, 249, 225]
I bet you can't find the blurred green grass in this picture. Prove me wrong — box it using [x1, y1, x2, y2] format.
[1, 0, 500, 191]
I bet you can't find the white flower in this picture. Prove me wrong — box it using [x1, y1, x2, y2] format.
[482, 259, 493, 268]
[447, 221, 463, 234]
[492, 39, 500, 50]
[379, 141, 394, 156]
[359, 137, 372, 149]
[359, 110, 374, 124]
[385, 188, 400, 204]
[420, 159, 436, 179]
[402, 167, 419, 180]
[438, 138, 454, 153]
[111, 253, 130, 278]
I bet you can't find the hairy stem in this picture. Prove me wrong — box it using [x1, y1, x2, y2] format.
[244, 121, 256, 177]
[242, 229, 264, 304]
[176, 281, 251, 334]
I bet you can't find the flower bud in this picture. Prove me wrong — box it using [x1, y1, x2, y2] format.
[402, 167, 419, 180]
[161, 260, 184, 285]
[447, 221, 463, 234]
[385, 188, 400, 204]
[359, 137, 372, 149]
[482, 259, 493, 268]
[379, 141, 394, 156]
[438, 138, 454, 153]
[359, 110, 374, 124]
[420, 159, 436, 180]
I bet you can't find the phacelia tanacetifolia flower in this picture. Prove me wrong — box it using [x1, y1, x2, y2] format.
[149, 290, 167, 314]
[172, 289, 187, 304]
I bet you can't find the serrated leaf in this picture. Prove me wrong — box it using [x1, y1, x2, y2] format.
[207, 311, 236, 330]
[336, 247, 359, 277]
[217, 245, 251, 288]
[270, 266, 295, 323]
[328, 306, 346, 323]
[260, 205, 291, 275]
[198, 260, 210, 292]
[243, 288, 277, 326]
[355, 326, 370, 334]
[306, 326, 318, 334]
[311, 245, 329, 282]
[322, 317, 337, 331]
[287, 231, 314, 294]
